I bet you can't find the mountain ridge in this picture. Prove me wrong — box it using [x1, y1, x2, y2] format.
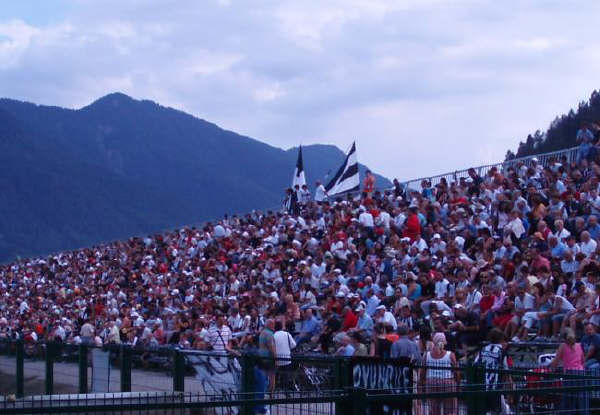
[0, 92, 390, 261]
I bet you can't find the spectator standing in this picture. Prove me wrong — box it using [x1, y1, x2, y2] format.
[314, 180, 328, 203]
[474, 329, 510, 415]
[273, 321, 296, 367]
[581, 323, 600, 370]
[550, 328, 588, 414]
[207, 313, 234, 354]
[364, 170, 376, 198]
[420, 333, 458, 415]
[390, 324, 420, 362]
[258, 319, 277, 393]
[370, 323, 392, 358]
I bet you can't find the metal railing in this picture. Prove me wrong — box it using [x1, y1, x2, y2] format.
[0, 338, 589, 396]
[2, 370, 600, 415]
[400, 146, 579, 192]
[4, 337, 600, 415]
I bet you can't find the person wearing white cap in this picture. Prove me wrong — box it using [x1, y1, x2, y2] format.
[356, 302, 374, 338]
[430, 234, 446, 254]
[375, 305, 397, 331]
[454, 236, 465, 250]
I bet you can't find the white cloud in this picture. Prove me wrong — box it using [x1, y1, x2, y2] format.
[0, 19, 40, 68]
[2, 0, 600, 180]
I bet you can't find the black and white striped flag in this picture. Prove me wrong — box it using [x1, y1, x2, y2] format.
[292, 145, 306, 188]
[325, 141, 359, 196]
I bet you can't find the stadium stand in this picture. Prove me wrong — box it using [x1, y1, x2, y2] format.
[1, 124, 600, 376]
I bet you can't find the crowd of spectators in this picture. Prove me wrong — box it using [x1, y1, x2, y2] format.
[4, 126, 600, 375]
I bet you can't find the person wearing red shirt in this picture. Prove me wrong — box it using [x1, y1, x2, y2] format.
[532, 249, 551, 273]
[449, 189, 468, 206]
[403, 206, 421, 242]
[342, 306, 358, 331]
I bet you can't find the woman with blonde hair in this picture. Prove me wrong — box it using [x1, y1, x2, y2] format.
[419, 332, 459, 415]
[550, 328, 588, 414]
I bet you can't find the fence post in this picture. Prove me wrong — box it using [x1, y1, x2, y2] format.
[350, 387, 367, 415]
[334, 357, 350, 389]
[120, 345, 132, 392]
[172, 348, 185, 393]
[15, 339, 24, 398]
[78, 343, 88, 394]
[465, 363, 477, 415]
[45, 342, 55, 395]
[240, 353, 254, 415]
[333, 357, 351, 414]
[465, 363, 486, 415]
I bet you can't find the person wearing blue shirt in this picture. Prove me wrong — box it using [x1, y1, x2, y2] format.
[588, 216, 600, 241]
[577, 126, 594, 163]
[417, 211, 427, 227]
[360, 276, 378, 299]
[560, 251, 579, 274]
[296, 308, 320, 346]
[356, 304, 374, 337]
[335, 334, 356, 356]
[366, 290, 381, 316]
[354, 255, 366, 278]
[549, 236, 567, 259]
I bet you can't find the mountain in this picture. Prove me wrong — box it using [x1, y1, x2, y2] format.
[505, 90, 600, 160]
[0, 93, 390, 262]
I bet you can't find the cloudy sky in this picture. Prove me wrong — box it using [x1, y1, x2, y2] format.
[2, 1, 600, 180]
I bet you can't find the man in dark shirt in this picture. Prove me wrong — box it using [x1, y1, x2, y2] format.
[449, 304, 481, 353]
[581, 323, 600, 370]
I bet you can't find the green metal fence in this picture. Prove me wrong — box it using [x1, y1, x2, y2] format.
[3, 384, 600, 415]
[3, 338, 600, 414]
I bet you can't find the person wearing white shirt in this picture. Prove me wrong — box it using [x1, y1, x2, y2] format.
[274, 322, 296, 367]
[311, 259, 326, 278]
[299, 185, 311, 205]
[589, 190, 600, 216]
[394, 212, 407, 229]
[411, 236, 428, 252]
[430, 234, 446, 254]
[504, 210, 526, 240]
[53, 323, 67, 342]
[300, 286, 317, 308]
[434, 273, 450, 299]
[19, 300, 29, 314]
[106, 321, 121, 344]
[465, 285, 482, 313]
[314, 181, 328, 202]
[374, 305, 397, 331]
[553, 219, 571, 241]
[333, 240, 348, 261]
[579, 231, 598, 257]
[377, 210, 391, 230]
[358, 209, 374, 228]
[566, 236, 582, 256]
